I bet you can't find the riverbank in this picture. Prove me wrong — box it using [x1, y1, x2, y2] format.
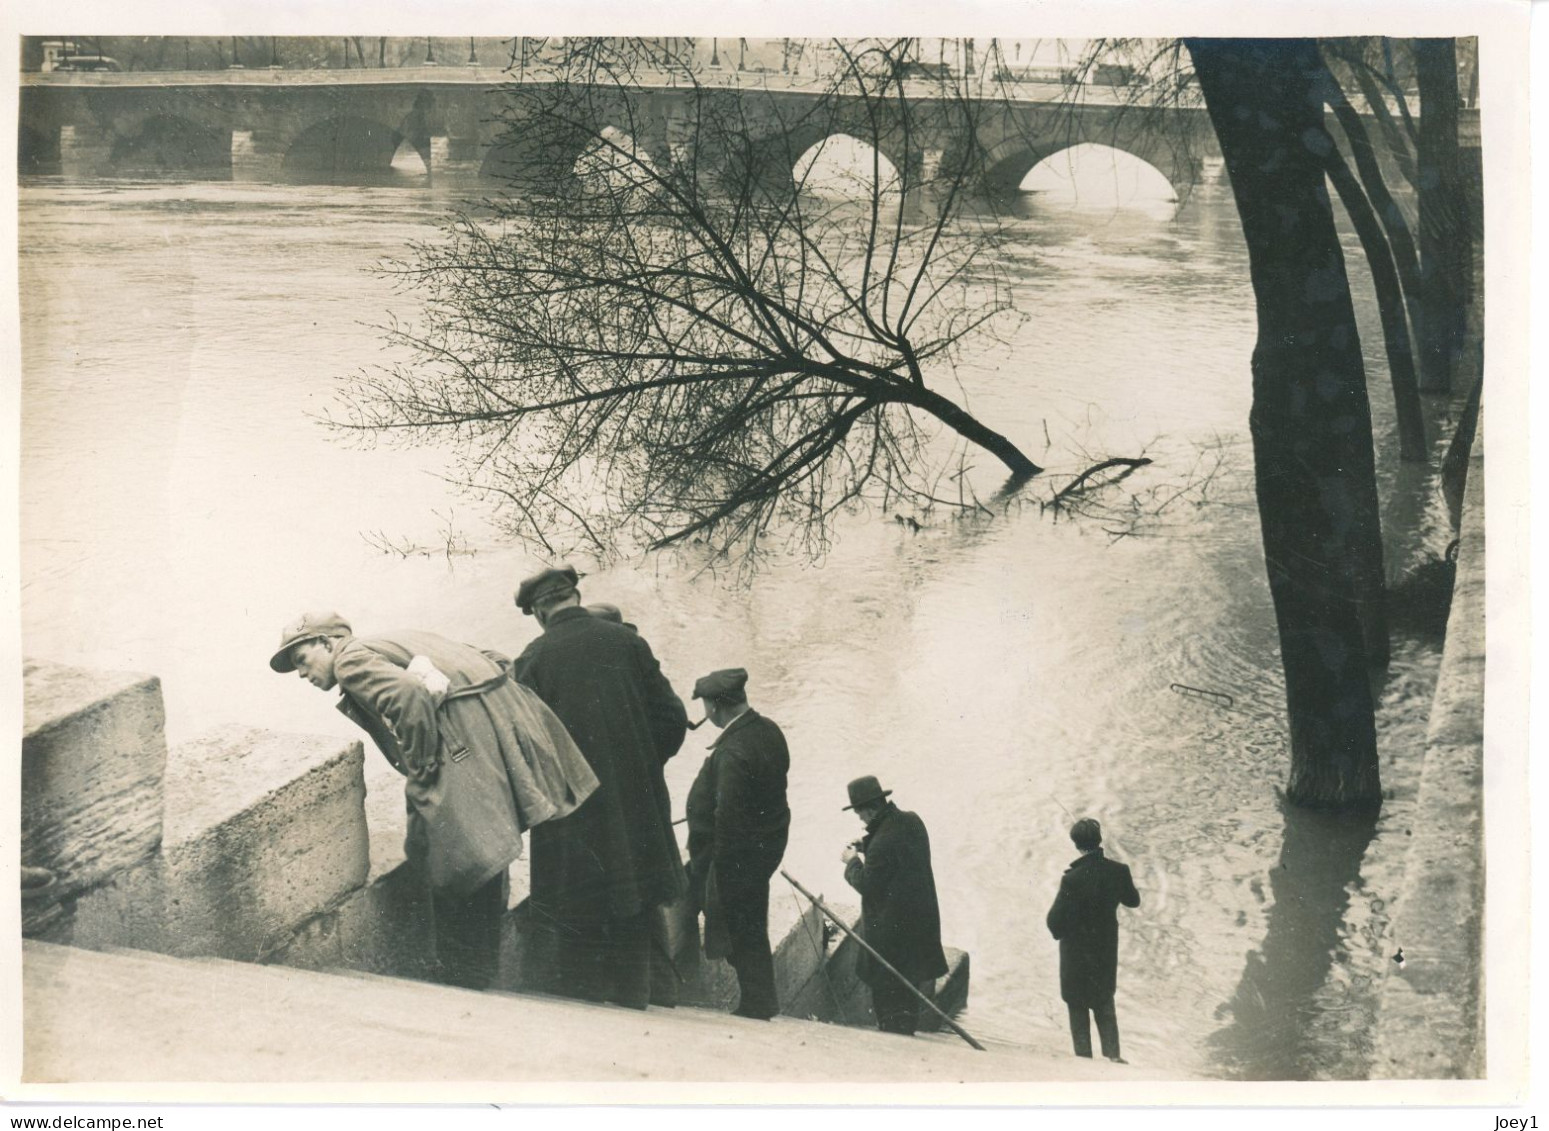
[20, 940, 1167, 1095]
[1369, 410, 1485, 1079]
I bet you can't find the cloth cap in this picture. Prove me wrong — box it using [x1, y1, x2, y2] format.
[515, 565, 581, 614]
[1070, 818, 1103, 849]
[692, 668, 749, 701]
[270, 611, 351, 673]
[843, 775, 893, 811]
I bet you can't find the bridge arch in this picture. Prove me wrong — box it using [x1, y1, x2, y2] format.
[283, 115, 423, 180]
[1016, 142, 1177, 209]
[791, 132, 903, 198]
[110, 115, 231, 177]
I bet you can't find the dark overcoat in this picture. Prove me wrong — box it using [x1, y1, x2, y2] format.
[332, 631, 599, 897]
[684, 709, 790, 957]
[1045, 849, 1141, 1006]
[843, 803, 949, 986]
[514, 605, 689, 922]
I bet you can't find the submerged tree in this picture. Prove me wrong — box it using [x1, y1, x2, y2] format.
[1185, 37, 1384, 811]
[336, 38, 1144, 562]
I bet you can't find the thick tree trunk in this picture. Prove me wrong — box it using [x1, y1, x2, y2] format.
[1185, 37, 1384, 812]
[1323, 145, 1428, 463]
[1415, 38, 1468, 395]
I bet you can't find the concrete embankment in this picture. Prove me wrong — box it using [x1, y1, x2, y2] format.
[1369, 412, 1486, 1079]
[22, 940, 1151, 1089]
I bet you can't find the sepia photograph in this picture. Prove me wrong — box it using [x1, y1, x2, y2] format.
[3, 0, 1534, 1110]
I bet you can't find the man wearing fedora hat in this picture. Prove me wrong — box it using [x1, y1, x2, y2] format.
[684, 667, 790, 1020]
[271, 611, 599, 990]
[1046, 817, 1140, 1063]
[841, 776, 948, 1035]
[512, 565, 690, 1009]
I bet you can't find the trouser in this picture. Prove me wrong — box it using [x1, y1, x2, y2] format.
[720, 876, 777, 1019]
[549, 908, 657, 1009]
[430, 871, 508, 990]
[1067, 998, 1122, 1059]
[869, 975, 930, 1036]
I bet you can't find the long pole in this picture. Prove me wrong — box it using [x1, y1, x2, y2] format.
[780, 870, 984, 1052]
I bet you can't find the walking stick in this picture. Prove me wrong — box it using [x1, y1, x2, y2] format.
[780, 870, 985, 1052]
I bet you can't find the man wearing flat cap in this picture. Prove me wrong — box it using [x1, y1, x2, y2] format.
[512, 565, 690, 1009]
[1046, 817, 1140, 1063]
[272, 612, 599, 990]
[684, 668, 790, 1020]
[841, 776, 948, 1035]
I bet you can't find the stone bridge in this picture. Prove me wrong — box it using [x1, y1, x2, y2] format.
[19, 67, 1223, 198]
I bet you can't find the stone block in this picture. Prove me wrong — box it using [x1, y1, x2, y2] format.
[273, 861, 438, 983]
[156, 726, 370, 961]
[22, 660, 168, 936]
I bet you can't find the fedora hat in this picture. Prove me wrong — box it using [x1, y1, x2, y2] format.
[843, 775, 892, 811]
[270, 611, 351, 673]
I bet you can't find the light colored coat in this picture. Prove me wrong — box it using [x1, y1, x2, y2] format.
[333, 630, 600, 897]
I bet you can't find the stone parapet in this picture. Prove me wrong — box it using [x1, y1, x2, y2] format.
[22, 660, 168, 936]
[33, 723, 370, 964]
[1371, 412, 1486, 1079]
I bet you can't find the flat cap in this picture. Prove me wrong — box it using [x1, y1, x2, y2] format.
[515, 565, 581, 615]
[270, 611, 352, 673]
[692, 668, 749, 701]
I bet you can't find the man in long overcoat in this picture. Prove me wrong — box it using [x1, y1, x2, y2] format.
[273, 611, 599, 989]
[512, 566, 690, 1009]
[841, 776, 948, 1035]
[1046, 817, 1141, 1062]
[684, 667, 790, 1019]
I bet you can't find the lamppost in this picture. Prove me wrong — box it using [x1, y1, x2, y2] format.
[424, 37, 437, 66]
[467, 37, 477, 66]
[710, 37, 720, 68]
[229, 35, 243, 69]
[738, 37, 746, 71]
[269, 36, 280, 69]
[782, 38, 790, 74]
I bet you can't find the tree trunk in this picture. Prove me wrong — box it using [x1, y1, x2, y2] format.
[1323, 144, 1428, 464]
[1185, 37, 1383, 812]
[1415, 38, 1467, 394]
[1348, 63, 1418, 190]
[1324, 69, 1426, 361]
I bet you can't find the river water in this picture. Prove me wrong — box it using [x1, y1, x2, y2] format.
[18, 165, 1459, 1079]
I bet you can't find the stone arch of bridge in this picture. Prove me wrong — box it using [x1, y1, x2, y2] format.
[977, 136, 1185, 202]
[110, 114, 231, 177]
[747, 125, 912, 197]
[482, 117, 669, 187]
[282, 114, 424, 179]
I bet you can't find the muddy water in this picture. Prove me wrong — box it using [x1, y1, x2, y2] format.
[18, 169, 1457, 1077]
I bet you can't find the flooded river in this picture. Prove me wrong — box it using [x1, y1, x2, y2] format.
[18, 165, 1459, 1078]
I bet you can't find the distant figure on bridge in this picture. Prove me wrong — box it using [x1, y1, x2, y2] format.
[1046, 817, 1141, 1063]
[271, 611, 599, 990]
[841, 776, 948, 1035]
[512, 565, 690, 1010]
[685, 667, 791, 1020]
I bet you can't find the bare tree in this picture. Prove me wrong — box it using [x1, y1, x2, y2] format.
[334, 39, 1158, 563]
